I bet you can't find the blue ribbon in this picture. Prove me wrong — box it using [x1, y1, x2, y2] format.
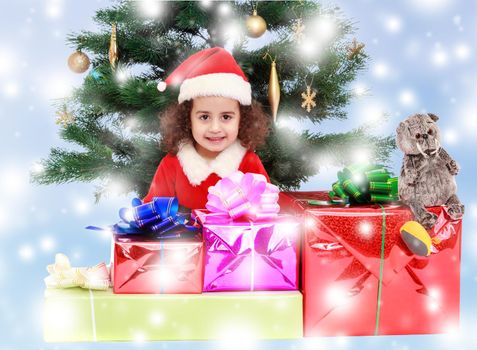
[86, 197, 197, 237]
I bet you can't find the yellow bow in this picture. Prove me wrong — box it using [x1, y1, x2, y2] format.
[44, 253, 111, 290]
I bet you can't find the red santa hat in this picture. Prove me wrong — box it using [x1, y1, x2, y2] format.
[157, 47, 252, 105]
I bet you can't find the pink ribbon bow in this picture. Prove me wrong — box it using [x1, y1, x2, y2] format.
[205, 171, 280, 223]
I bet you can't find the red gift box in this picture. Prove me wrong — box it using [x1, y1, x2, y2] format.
[280, 191, 462, 336]
[113, 233, 204, 294]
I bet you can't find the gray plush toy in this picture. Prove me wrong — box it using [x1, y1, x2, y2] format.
[396, 113, 464, 229]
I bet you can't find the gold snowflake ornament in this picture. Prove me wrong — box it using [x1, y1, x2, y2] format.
[347, 38, 365, 59]
[55, 107, 75, 127]
[301, 85, 316, 113]
[292, 18, 305, 43]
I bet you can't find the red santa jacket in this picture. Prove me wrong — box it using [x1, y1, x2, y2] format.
[143, 141, 270, 209]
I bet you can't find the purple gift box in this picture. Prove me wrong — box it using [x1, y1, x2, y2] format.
[194, 210, 300, 292]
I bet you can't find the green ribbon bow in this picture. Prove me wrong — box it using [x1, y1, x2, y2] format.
[328, 164, 399, 204]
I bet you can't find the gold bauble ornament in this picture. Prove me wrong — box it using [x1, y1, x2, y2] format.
[246, 10, 267, 38]
[268, 60, 280, 122]
[67, 51, 90, 73]
[109, 23, 119, 69]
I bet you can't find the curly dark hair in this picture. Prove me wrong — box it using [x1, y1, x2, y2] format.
[160, 99, 270, 154]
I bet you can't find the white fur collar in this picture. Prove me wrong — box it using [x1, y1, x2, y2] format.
[176, 140, 247, 186]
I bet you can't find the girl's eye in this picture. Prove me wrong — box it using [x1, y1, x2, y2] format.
[415, 133, 421, 139]
[222, 114, 232, 121]
[199, 114, 209, 120]
[428, 129, 433, 135]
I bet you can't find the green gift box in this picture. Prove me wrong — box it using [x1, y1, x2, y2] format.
[43, 288, 303, 342]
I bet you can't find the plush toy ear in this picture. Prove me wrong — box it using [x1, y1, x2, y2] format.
[427, 113, 439, 122]
[396, 121, 406, 135]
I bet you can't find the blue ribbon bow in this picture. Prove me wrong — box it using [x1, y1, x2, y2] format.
[87, 197, 197, 238]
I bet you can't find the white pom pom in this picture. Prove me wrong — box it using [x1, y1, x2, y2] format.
[157, 81, 167, 92]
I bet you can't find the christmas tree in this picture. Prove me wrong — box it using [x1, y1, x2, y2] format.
[32, 0, 394, 201]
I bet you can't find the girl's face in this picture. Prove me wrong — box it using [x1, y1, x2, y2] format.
[190, 96, 241, 159]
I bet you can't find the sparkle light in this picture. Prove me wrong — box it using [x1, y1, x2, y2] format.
[43, 302, 76, 336]
[385, 16, 402, 33]
[45, 0, 63, 19]
[216, 324, 257, 350]
[170, 250, 187, 264]
[149, 312, 164, 326]
[41, 73, 75, 99]
[115, 67, 130, 84]
[459, 105, 477, 134]
[137, 0, 163, 18]
[31, 161, 45, 175]
[3, 81, 19, 97]
[358, 221, 373, 239]
[352, 149, 371, 164]
[305, 217, 316, 230]
[200, 0, 212, 9]
[372, 62, 389, 78]
[361, 103, 385, 123]
[310, 16, 337, 44]
[74, 198, 91, 215]
[19, 245, 35, 261]
[431, 49, 448, 67]
[454, 43, 470, 61]
[352, 83, 368, 97]
[442, 128, 458, 145]
[106, 179, 127, 197]
[122, 208, 134, 223]
[133, 331, 146, 344]
[299, 38, 319, 58]
[40, 236, 56, 252]
[222, 22, 242, 45]
[0, 167, 28, 197]
[326, 286, 350, 308]
[399, 89, 417, 106]
[217, 3, 231, 16]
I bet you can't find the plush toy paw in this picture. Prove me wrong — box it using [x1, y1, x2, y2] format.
[447, 160, 459, 175]
[420, 211, 438, 230]
[400, 221, 432, 257]
[447, 203, 464, 220]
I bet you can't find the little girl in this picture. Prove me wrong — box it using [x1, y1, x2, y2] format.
[143, 47, 271, 209]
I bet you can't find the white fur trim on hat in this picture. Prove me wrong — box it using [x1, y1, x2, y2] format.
[178, 73, 252, 105]
[176, 140, 247, 186]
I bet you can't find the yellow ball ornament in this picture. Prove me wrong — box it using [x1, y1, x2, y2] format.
[400, 221, 432, 257]
[67, 51, 90, 74]
[246, 10, 267, 38]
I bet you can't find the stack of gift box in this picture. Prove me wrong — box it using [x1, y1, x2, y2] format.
[43, 169, 462, 342]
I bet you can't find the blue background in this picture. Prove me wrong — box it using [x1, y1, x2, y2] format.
[1, 0, 476, 349]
